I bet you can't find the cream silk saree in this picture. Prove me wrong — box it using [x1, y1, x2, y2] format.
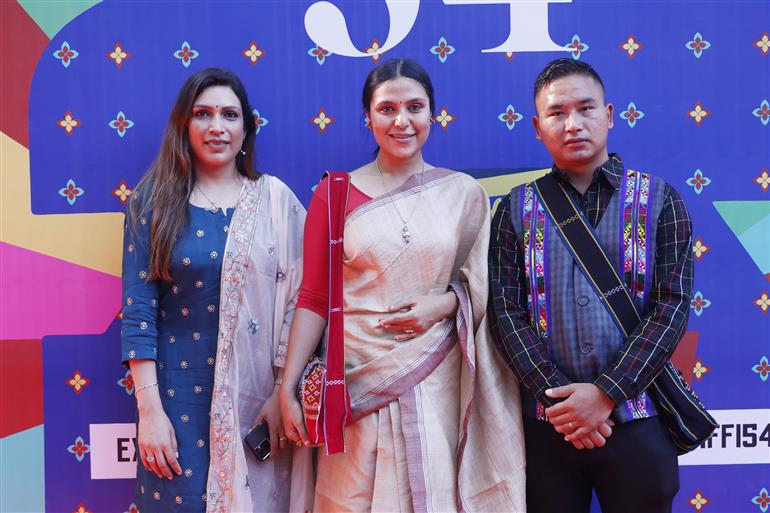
[314, 169, 526, 513]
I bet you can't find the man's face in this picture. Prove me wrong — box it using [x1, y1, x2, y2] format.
[532, 74, 613, 173]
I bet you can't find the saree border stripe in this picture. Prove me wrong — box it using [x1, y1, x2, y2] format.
[400, 387, 430, 513]
[350, 320, 455, 419]
[346, 168, 458, 222]
[450, 281, 474, 513]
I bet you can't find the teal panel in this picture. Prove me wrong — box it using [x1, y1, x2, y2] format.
[737, 213, 770, 276]
[713, 201, 770, 237]
[0, 424, 45, 513]
[18, 0, 101, 39]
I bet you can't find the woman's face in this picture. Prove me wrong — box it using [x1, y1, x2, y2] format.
[367, 77, 432, 164]
[188, 85, 245, 173]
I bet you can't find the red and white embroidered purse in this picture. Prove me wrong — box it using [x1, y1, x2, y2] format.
[296, 356, 326, 445]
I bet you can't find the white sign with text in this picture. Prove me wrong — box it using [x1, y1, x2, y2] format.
[679, 409, 770, 466]
[89, 423, 137, 479]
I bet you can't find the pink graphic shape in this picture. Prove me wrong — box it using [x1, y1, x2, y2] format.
[0, 242, 121, 339]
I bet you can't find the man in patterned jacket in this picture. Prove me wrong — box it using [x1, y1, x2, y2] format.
[488, 58, 693, 513]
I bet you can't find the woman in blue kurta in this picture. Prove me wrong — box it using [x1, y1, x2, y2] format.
[121, 68, 313, 512]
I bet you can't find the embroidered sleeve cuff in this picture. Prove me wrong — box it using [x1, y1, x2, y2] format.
[594, 372, 630, 406]
[121, 346, 157, 367]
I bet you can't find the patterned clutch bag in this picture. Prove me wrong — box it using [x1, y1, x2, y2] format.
[296, 356, 326, 445]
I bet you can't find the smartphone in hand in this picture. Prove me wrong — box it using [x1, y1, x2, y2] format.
[244, 421, 270, 461]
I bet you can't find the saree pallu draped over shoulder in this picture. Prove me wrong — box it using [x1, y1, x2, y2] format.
[314, 168, 526, 513]
[206, 175, 314, 513]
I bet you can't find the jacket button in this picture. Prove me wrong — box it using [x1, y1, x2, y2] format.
[580, 343, 593, 354]
[577, 296, 590, 306]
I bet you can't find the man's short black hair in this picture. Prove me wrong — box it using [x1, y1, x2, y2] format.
[533, 58, 605, 102]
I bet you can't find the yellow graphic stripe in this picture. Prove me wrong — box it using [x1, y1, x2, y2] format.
[479, 168, 550, 214]
[0, 132, 124, 276]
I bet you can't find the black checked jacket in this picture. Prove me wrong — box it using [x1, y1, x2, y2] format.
[488, 156, 694, 409]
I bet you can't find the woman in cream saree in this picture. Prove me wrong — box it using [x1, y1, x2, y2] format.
[326, 169, 526, 512]
[280, 59, 525, 512]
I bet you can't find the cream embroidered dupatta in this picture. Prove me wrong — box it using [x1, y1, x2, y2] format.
[206, 175, 314, 513]
[314, 169, 526, 513]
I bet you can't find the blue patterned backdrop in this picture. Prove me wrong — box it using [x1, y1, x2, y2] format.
[8, 0, 770, 511]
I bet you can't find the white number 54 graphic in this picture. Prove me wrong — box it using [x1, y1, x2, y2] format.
[304, 0, 571, 57]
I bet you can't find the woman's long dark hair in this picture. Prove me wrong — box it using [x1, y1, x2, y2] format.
[127, 68, 259, 281]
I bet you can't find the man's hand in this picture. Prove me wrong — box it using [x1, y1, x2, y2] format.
[566, 419, 614, 449]
[545, 383, 615, 442]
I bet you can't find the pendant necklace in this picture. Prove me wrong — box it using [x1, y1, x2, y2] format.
[375, 159, 425, 244]
[195, 177, 242, 214]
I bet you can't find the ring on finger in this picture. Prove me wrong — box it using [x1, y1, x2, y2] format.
[145, 455, 155, 463]
[403, 328, 415, 334]
[279, 435, 287, 442]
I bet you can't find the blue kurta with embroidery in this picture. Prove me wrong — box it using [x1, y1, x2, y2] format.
[121, 205, 233, 512]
